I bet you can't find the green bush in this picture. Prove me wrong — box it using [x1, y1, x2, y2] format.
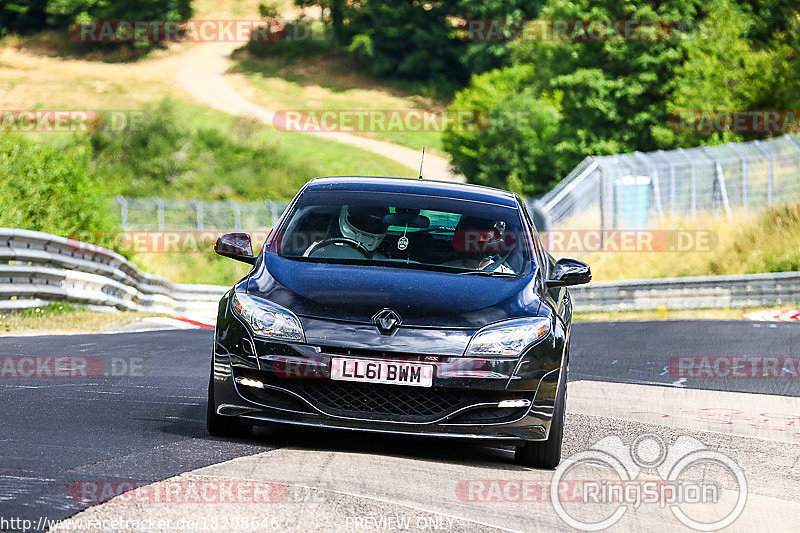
[1, 0, 193, 45]
[88, 99, 317, 200]
[0, 134, 115, 236]
[443, 65, 564, 194]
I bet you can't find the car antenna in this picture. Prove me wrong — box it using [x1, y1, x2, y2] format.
[418, 147, 426, 180]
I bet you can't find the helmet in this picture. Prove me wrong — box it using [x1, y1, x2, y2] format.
[453, 215, 507, 262]
[339, 205, 389, 252]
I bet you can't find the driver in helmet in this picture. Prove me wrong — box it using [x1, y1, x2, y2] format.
[339, 205, 390, 254]
[303, 205, 390, 258]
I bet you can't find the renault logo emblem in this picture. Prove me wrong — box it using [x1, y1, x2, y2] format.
[373, 309, 401, 334]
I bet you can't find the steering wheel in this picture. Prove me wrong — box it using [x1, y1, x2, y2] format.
[304, 238, 371, 259]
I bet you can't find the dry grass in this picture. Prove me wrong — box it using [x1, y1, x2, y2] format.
[132, 251, 253, 286]
[570, 205, 800, 281]
[0, 305, 159, 335]
[231, 51, 450, 153]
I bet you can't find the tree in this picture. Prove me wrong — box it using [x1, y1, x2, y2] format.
[0, 0, 48, 36]
[443, 0, 704, 191]
[443, 65, 564, 194]
[665, 0, 779, 145]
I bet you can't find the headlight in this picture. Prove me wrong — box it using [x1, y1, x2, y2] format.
[465, 317, 550, 357]
[231, 293, 305, 342]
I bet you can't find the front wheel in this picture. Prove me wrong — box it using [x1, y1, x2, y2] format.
[515, 367, 567, 469]
[206, 370, 252, 438]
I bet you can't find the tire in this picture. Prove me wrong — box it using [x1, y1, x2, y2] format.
[206, 370, 252, 438]
[515, 365, 567, 469]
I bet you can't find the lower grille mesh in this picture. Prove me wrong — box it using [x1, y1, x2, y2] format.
[299, 381, 468, 418]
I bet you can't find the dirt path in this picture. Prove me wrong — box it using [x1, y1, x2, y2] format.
[174, 41, 465, 183]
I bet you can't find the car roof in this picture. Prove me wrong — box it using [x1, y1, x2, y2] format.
[305, 176, 520, 208]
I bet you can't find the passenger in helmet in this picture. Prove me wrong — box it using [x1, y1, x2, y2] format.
[339, 205, 390, 252]
[446, 215, 514, 273]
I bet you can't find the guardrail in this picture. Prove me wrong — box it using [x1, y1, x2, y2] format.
[571, 271, 800, 312]
[0, 228, 228, 314]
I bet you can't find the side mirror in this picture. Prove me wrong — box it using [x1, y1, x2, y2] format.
[215, 232, 256, 264]
[546, 258, 591, 288]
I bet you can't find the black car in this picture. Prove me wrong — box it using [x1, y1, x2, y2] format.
[208, 176, 590, 468]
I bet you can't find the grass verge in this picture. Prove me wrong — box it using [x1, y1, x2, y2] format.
[0, 302, 157, 335]
[573, 205, 800, 282]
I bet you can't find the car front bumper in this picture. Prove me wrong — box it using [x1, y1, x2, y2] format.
[211, 294, 567, 443]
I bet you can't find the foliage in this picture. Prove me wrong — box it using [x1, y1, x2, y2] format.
[1, 0, 192, 44]
[88, 100, 317, 200]
[0, 134, 115, 236]
[443, 0, 800, 192]
[0, 0, 48, 36]
[87, 99, 411, 200]
[290, 0, 543, 82]
[663, 0, 782, 146]
[344, 0, 466, 84]
[443, 65, 564, 194]
[454, 0, 545, 75]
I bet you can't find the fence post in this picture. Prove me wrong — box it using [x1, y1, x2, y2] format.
[596, 157, 606, 247]
[654, 150, 676, 215]
[753, 140, 774, 205]
[115, 196, 129, 230]
[702, 147, 731, 220]
[268, 200, 278, 227]
[676, 148, 697, 215]
[193, 200, 204, 231]
[154, 198, 165, 231]
[728, 143, 748, 209]
[230, 200, 242, 230]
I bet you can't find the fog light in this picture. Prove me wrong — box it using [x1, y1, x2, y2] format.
[237, 377, 265, 389]
[497, 399, 531, 408]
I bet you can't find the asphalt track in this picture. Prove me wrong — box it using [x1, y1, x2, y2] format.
[0, 322, 798, 532]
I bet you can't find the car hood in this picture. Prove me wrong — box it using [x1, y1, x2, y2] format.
[245, 253, 541, 328]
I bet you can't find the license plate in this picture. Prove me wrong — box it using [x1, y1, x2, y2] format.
[330, 357, 434, 387]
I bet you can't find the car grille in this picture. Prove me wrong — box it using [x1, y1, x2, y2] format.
[300, 381, 466, 418]
[232, 365, 530, 423]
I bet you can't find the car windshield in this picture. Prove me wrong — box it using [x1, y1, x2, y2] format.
[276, 193, 530, 275]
